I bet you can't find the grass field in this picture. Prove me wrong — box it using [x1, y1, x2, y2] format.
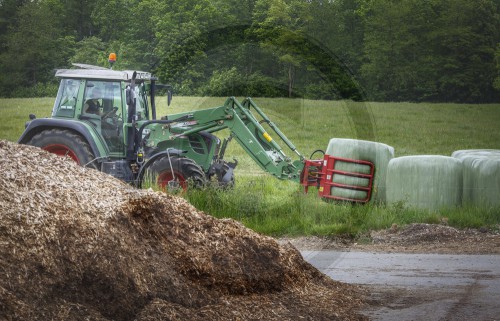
[1, 96, 499, 236]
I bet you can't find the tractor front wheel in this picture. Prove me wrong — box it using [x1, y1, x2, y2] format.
[28, 129, 97, 169]
[146, 156, 206, 191]
[208, 160, 235, 188]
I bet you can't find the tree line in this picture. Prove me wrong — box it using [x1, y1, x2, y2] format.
[0, 0, 498, 102]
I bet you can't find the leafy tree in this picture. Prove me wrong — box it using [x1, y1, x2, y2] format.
[306, 0, 365, 73]
[0, 0, 29, 51]
[59, 0, 98, 40]
[0, 1, 74, 96]
[429, 0, 499, 102]
[0, 0, 497, 102]
[250, 0, 365, 100]
[360, 0, 439, 101]
[494, 44, 500, 90]
[151, 0, 210, 94]
[92, 0, 132, 42]
[70, 36, 107, 66]
[361, 0, 499, 102]
[252, 0, 311, 97]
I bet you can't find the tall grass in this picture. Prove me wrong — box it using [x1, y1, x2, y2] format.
[1, 96, 499, 235]
[185, 176, 500, 237]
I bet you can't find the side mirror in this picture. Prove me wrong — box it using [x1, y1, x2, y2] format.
[126, 86, 136, 106]
[152, 83, 173, 107]
[126, 87, 132, 105]
[127, 72, 137, 106]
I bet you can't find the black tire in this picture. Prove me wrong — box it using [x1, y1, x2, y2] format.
[208, 160, 235, 189]
[28, 129, 98, 169]
[145, 156, 206, 191]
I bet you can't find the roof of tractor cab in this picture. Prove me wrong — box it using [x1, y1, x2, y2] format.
[55, 66, 152, 82]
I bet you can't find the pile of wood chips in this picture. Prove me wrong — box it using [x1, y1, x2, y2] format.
[0, 140, 367, 321]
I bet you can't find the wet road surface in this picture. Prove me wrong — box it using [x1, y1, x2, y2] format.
[302, 251, 500, 321]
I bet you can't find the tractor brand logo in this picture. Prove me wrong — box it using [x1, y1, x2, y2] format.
[135, 72, 151, 80]
[171, 121, 198, 128]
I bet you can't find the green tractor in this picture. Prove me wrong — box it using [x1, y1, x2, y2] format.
[19, 62, 308, 191]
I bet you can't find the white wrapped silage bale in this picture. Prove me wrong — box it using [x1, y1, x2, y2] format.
[451, 150, 500, 207]
[386, 156, 463, 211]
[451, 149, 500, 159]
[325, 138, 394, 203]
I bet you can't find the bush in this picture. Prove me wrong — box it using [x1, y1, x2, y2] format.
[201, 68, 287, 97]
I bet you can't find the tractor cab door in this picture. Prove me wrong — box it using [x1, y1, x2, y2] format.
[82, 80, 125, 155]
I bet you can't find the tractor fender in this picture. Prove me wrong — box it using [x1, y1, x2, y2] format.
[136, 148, 187, 187]
[18, 118, 106, 158]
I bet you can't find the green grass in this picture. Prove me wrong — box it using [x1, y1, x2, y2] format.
[185, 176, 500, 237]
[1, 96, 499, 236]
[0, 97, 54, 142]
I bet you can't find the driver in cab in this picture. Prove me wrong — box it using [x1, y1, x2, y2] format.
[84, 87, 103, 115]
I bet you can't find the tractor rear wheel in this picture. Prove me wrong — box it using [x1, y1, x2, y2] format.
[146, 156, 206, 191]
[28, 129, 97, 169]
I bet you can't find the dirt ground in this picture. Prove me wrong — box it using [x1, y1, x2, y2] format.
[279, 223, 500, 255]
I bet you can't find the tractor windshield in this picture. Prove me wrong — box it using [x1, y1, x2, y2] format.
[52, 79, 80, 118]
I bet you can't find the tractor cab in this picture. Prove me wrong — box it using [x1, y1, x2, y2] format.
[51, 67, 152, 156]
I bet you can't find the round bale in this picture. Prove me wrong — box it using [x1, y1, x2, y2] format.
[325, 138, 394, 203]
[386, 155, 463, 210]
[452, 150, 500, 207]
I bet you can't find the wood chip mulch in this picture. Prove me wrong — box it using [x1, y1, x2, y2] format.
[0, 140, 367, 321]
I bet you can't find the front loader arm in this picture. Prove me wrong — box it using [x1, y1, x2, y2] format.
[168, 97, 305, 181]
